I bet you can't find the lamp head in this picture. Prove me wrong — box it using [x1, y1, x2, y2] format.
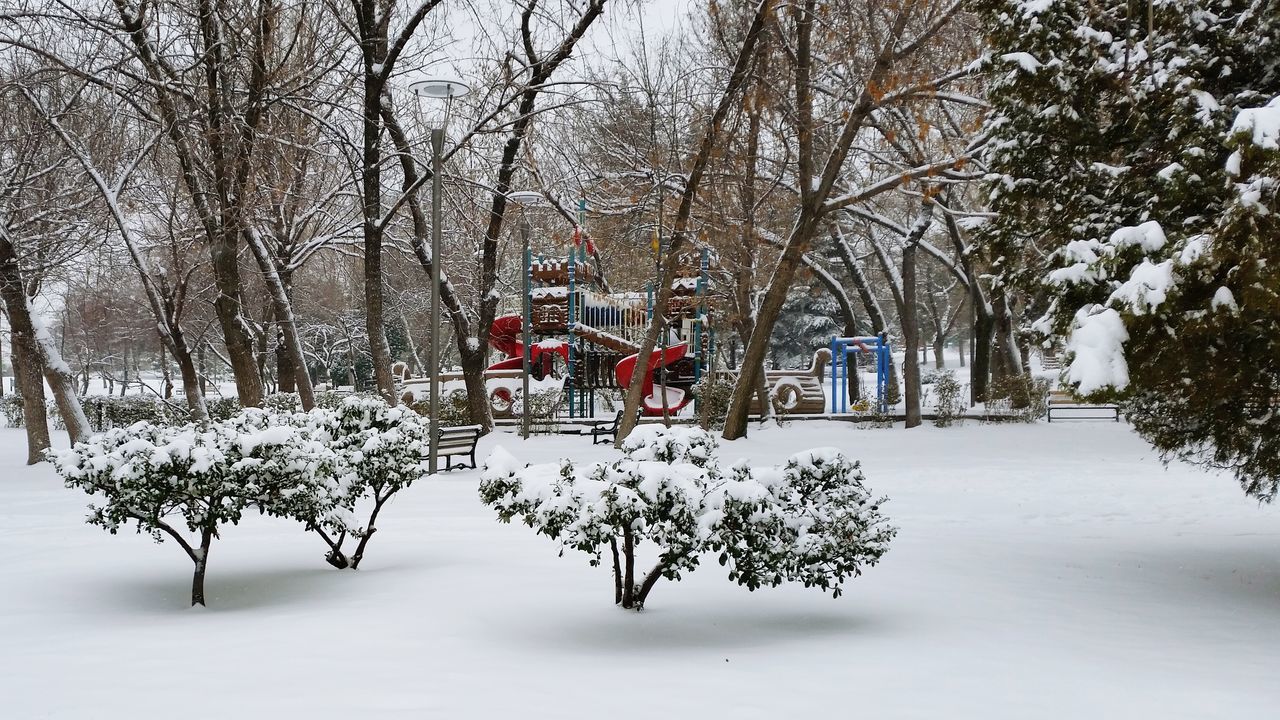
[410, 77, 471, 132]
[506, 191, 546, 206]
[409, 77, 472, 99]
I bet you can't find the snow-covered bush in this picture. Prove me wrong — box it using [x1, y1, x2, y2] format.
[513, 383, 564, 435]
[313, 389, 348, 410]
[1, 394, 25, 427]
[985, 374, 1049, 422]
[618, 424, 718, 467]
[929, 371, 965, 427]
[691, 373, 734, 430]
[50, 396, 432, 604]
[437, 388, 472, 427]
[51, 415, 341, 606]
[264, 392, 302, 413]
[305, 395, 432, 569]
[717, 450, 896, 595]
[80, 395, 183, 431]
[205, 396, 242, 422]
[479, 426, 895, 610]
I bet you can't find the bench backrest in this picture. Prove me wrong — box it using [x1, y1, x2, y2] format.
[436, 425, 482, 450]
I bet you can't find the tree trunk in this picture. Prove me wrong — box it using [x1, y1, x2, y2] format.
[191, 529, 213, 607]
[399, 306, 424, 375]
[198, 343, 208, 396]
[170, 325, 208, 421]
[0, 234, 87, 449]
[35, 332, 90, 445]
[733, 317, 773, 422]
[244, 234, 314, 409]
[610, 537, 623, 604]
[620, 527, 636, 609]
[458, 345, 492, 428]
[8, 332, 49, 464]
[991, 291, 1021, 382]
[209, 231, 265, 407]
[972, 304, 994, 402]
[614, 0, 772, 445]
[160, 342, 174, 399]
[723, 212, 822, 440]
[902, 243, 922, 428]
[634, 563, 667, 609]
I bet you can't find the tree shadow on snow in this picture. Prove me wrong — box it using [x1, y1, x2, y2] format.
[1103, 539, 1280, 613]
[93, 565, 341, 613]
[514, 603, 886, 653]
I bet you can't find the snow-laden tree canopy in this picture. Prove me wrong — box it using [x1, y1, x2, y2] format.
[480, 426, 896, 609]
[977, 0, 1280, 498]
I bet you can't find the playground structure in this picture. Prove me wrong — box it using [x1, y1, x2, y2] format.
[402, 227, 892, 421]
[474, 242, 716, 418]
[829, 335, 892, 414]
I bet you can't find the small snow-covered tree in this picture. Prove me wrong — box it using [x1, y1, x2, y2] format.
[480, 426, 895, 610]
[304, 395, 432, 569]
[51, 413, 341, 606]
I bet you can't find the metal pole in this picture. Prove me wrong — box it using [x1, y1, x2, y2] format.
[521, 216, 532, 440]
[830, 337, 839, 414]
[567, 245, 575, 418]
[429, 127, 444, 474]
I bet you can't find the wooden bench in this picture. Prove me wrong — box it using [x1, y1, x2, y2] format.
[436, 425, 483, 470]
[1047, 390, 1120, 422]
[589, 409, 636, 445]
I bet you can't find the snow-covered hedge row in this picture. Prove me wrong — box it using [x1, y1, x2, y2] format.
[480, 426, 896, 610]
[50, 395, 432, 605]
[1, 392, 327, 431]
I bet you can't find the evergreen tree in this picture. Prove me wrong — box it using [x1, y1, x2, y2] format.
[772, 282, 843, 369]
[975, 0, 1280, 498]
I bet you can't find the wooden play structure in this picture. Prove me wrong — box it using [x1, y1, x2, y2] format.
[416, 236, 718, 419]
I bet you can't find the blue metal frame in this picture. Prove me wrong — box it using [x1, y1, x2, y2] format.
[830, 335, 891, 414]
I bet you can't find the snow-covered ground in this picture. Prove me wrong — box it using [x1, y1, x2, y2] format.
[2, 421, 1278, 718]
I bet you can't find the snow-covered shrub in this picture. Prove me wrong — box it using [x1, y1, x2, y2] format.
[438, 388, 472, 427]
[618, 424, 718, 467]
[80, 395, 185, 431]
[205, 396, 242, 422]
[986, 375, 1049, 422]
[929, 371, 965, 427]
[50, 395, 432, 604]
[305, 395, 433, 569]
[50, 416, 341, 606]
[479, 426, 895, 610]
[264, 392, 302, 413]
[313, 389, 348, 410]
[1, 394, 26, 427]
[717, 450, 896, 595]
[513, 384, 564, 435]
[691, 373, 734, 430]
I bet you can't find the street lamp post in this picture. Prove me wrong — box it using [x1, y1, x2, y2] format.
[520, 216, 532, 440]
[410, 77, 470, 473]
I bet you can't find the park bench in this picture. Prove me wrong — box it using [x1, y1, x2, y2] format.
[436, 425, 483, 470]
[1046, 390, 1120, 422]
[589, 409, 637, 445]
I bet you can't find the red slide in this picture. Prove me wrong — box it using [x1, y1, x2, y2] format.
[489, 314, 524, 359]
[615, 343, 691, 415]
[487, 314, 568, 371]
